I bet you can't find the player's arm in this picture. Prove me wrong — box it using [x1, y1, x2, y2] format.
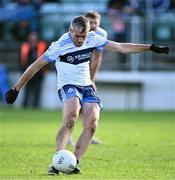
[5, 55, 49, 104]
[90, 50, 103, 82]
[105, 41, 169, 54]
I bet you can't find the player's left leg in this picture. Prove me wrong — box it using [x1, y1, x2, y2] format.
[74, 102, 100, 161]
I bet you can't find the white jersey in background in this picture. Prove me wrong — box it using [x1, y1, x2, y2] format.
[44, 31, 108, 90]
[95, 26, 108, 51]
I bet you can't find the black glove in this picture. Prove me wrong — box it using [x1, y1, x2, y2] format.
[150, 44, 169, 54]
[5, 87, 19, 104]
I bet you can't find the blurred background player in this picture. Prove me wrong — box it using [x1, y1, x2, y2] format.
[20, 32, 47, 108]
[86, 11, 107, 83]
[68, 11, 107, 146]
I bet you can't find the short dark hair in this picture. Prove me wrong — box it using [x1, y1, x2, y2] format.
[70, 15, 90, 33]
[85, 11, 101, 20]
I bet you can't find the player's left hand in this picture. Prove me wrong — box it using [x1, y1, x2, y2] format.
[150, 44, 169, 54]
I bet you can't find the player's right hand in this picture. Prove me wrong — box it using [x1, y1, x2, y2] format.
[5, 87, 19, 104]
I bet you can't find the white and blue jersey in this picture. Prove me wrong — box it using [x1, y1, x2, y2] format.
[95, 26, 108, 52]
[44, 31, 108, 90]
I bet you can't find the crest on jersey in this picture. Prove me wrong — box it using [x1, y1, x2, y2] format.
[67, 88, 73, 93]
[67, 56, 74, 63]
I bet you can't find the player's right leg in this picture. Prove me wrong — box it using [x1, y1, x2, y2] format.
[48, 86, 81, 175]
[56, 97, 81, 151]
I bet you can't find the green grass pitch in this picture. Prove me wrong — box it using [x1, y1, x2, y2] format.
[0, 108, 175, 179]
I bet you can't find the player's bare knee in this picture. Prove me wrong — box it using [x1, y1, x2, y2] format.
[64, 119, 76, 130]
[90, 120, 98, 134]
[68, 111, 79, 120]
[64, 112, 78, 129]
[86, 119, 98, 136]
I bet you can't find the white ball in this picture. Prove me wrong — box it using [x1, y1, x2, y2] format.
[52, 150, 77, 174]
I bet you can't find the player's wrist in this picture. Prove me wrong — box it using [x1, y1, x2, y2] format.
[149, 44, 155, 51]
[12, 86, 19, 93]
[12, 86, 19, 94]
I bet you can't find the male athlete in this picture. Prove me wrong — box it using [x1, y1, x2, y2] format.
[86, 11, 107, 82]
[68, 11, 107, 146]
[5, 15, 169, 175]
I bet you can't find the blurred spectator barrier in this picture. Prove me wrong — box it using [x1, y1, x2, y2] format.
[0, 2, 174, 71]
[0, 64, 9, 104]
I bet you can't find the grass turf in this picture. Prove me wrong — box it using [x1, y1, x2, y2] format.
[0, 108, 175, 179]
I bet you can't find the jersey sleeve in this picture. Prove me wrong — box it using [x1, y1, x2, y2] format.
[43, 41, 61, 62]
[103, 31, 108, 39]
[95, 34, 109, 52]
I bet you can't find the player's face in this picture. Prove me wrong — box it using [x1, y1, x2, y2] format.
[87, 17, 100, 31]
[70, 26, 88, 47]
